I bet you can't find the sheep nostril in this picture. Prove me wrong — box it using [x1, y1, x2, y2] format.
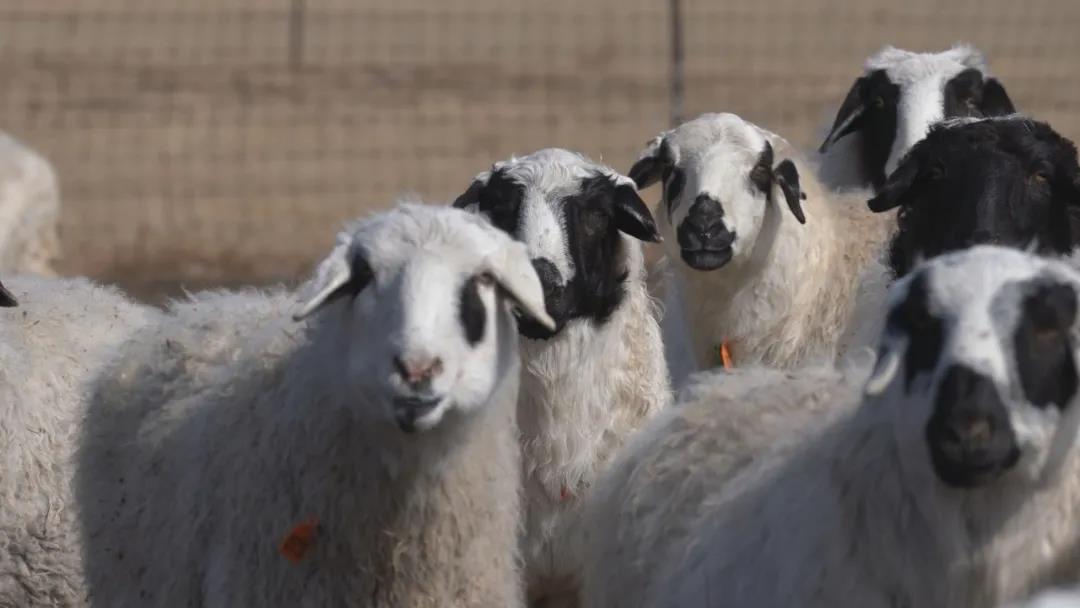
[946, 416, 993, 446]
[393, 355, 444, 386]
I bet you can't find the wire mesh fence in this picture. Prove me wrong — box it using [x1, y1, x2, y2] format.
[0, 0, 1076, 299]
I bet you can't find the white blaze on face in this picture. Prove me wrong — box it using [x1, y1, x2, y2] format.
[867, 46, 989, 176]
[519, 186, 573, 281]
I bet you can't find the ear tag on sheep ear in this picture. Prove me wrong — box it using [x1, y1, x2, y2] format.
[279, 517, 319, 564]
[715, 341, 734, 370]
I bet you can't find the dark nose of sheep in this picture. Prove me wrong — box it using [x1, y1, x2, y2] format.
[677, 195, 736, 271]
[925, 365, 1021, 488]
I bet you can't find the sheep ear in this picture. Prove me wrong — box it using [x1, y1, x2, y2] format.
[484, 243, 556, 332]
[293, 241, 372, 321]
[628, 136, 671, 189]
[0, 280, 17, 307]
[452, 174, 488, 210]
[613, 183, 662, 242]
[774, 159, 806, 225]
[820, 77, 867, 153]
[868, 156, 921, 212]
[980, 78, 1016, 116]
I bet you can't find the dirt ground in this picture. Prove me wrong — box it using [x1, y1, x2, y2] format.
[0, 0, 1076, 300]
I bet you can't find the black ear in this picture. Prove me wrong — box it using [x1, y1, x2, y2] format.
[980, 78, 1016, 116]
[1066, 175, 1080, 248]
[628, 137, 672, 189]
[0, 280, 16, 307]
[868, 155, 921, 212]
[452, 178, 485, 209]
[774, 159, 806, 225]
[819, 77, 867, 153]
[613, 183, 662, 242]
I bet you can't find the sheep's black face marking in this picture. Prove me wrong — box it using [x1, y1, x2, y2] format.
[878, 119, 1080, 277]
[476, 170, 525, 235]
[663, 166, 686, 218]
[926, 365, 1021, 488]
[1014, 282, 1078, 410]
[472, 171, 658, 341]
[887, 274, 944, 389]
[458, 276, 487, 346]
[821, 70, 900, 189]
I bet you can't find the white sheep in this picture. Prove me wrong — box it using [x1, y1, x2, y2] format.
[0, 276, 158, 606]
[0, 132, 61, 275]
[623, 246, 1080, 608]
[4, 203, 554, 606]
[580, 363, 866, 608]
[454, 148, 673, 606]
[629, 112, 893, 386]
[816, 44, 1015, 191]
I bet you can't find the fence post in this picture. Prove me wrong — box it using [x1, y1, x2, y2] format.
[289, 0, 306, 71]
[669, 0, 685, 127]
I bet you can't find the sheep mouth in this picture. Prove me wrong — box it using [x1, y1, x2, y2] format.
[929, 446, 1021, 488]
[393, 396, 446, 433]
[680, 247, 733, 271]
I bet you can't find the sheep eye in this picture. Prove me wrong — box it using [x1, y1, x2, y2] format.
[926, 164, 947, 181]
[1031, 170, 1050, 184]
[871, 96, 886, 110]
[476, 271, 496, 287]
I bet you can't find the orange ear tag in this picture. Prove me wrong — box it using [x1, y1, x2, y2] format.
[279, 517, 319, 564]
[718, 341, 734, 370]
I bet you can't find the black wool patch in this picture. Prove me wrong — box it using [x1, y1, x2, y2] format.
[1014, 281, 1078, 409]
[458, 276, 486, 346]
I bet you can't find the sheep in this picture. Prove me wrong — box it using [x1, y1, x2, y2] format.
[817, 44, 1016, 191]
[3, 203, 554, 607]
[0, 132, 61, 275]
[629, 245, 1080, 608]
[868, 115, 1080, 278]
[580, 362, 867, 608]
[628, 112, 894, 385]
[453, 148, 672, 606]
[0, 276, 159, 606]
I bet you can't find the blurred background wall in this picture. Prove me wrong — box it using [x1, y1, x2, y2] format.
[0, 0, 1076, 299]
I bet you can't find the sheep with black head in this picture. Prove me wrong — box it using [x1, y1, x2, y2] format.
[818, 44, 1016, 191]
[453, 148, 672, 607]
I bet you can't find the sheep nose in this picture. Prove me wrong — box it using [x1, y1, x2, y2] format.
[943, 414, 994, 446]
[393, 355, 444, 388]
[678, 195, 734, 252]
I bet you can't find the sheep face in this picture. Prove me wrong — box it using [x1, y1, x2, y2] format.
[629, 113, 806, 272]
[820, 45, 1015, 189]
[453, 148, 660, 340]
[869, 117, 1080, 277]
[295, 204, 554, 433]
[866, 246, 1080, 489]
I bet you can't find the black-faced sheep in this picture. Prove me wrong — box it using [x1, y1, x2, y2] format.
[870, 116, 1080, 277]
[818, 44, 1016, 191]
[594, 246, 1080, 608]
[453, 148, 672, 606]
[630, 112, 893, 385]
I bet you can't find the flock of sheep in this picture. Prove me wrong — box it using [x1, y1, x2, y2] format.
[4, 43, 1080, 607]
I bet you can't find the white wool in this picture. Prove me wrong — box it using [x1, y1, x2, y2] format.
[0, 133, 61, 275]
[3, 204, 540, 607]
[645, 113, 893, 385]
[581, 363, 868, 608]
[0, 276, 158, 606]
[642, 247, 1080, 607]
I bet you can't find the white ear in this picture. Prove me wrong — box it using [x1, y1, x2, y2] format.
[293, 238, 354, 321]
[865, 347, 900, 396]
[483, 240, 556, 331]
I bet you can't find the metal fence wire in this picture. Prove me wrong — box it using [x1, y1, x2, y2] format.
[0, 0, 1077, 299]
